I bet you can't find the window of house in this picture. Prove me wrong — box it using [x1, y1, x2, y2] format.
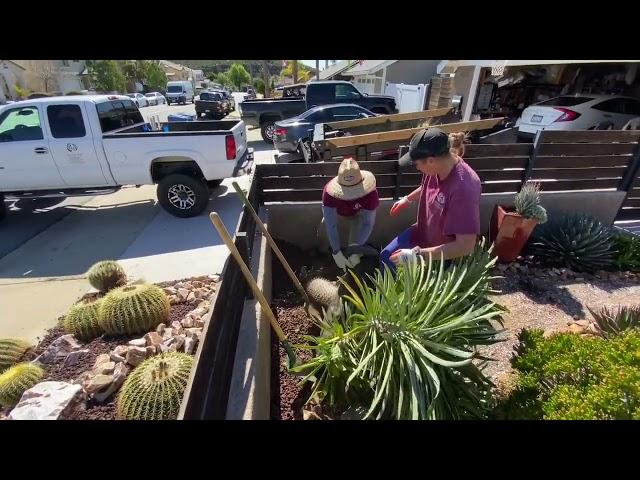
[47, 104, 86, 138]
[0, 106, 44, 142]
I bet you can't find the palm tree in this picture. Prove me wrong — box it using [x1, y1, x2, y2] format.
[292, 60, 298, 83]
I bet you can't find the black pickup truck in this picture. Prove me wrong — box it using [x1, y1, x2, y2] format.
[239, 80, 398, 142]
[195, 91, 229, 119]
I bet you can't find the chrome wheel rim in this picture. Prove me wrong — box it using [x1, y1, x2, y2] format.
[167, 184, 196, 210]
[264, 123, 275, 140]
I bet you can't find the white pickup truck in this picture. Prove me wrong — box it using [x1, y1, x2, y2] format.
[0, 95, 253, 220]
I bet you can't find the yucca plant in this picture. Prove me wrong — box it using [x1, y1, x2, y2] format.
[527, 213, 615, 272]
[514, 181, 547, 223]
[292, 239, 505, 420]
[613, 231, 640, 272]
[587, 305, 640, 338]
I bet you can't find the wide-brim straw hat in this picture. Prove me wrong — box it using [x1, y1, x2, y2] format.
[326, 157, 376, 201]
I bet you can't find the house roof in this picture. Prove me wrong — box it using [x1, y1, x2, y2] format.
[344, 60, 397, 76]
[160, 60, 187, 71]
[318, 60, 358, 80]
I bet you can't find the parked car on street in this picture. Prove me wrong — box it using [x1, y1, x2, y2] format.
[166, 81, 195, 105]
[239, 80, 397, 143]
[126, 93, 149, 107]
[273, 103, 376, 153]
[195, 91, 229, 119]
[0, 95, 252, 220]
[516, 94, 640, 141]
[144, 92, 166, 105]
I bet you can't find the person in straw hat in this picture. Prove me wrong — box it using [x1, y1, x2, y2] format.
[319, 157, 379, 270]
[381, 127, 481, 270]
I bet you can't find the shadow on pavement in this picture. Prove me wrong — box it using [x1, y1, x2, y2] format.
[0, 182, 245, 280]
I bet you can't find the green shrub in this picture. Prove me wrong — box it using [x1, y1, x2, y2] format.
[0, 339, 32, 373]
[613, 231, 640, 272]
[587, 305, 640, 338]
[99, 283, 170, 336]
[117, 352, 193, 420]
[292, 240, 505, 420]
[527, 213, 615, 272]
[501, 328, 640, 420]
[87, 260, 126, 292]
[0, 362, 44, 407]
[62, 299, 104, 341]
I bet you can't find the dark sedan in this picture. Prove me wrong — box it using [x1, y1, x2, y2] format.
[273, 103, 376, 153]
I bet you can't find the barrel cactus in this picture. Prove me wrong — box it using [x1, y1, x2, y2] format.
[99, 283, 170, 336]
[527, 213, 615, 272]
[0, 362, 44, 407]
[117, 352, 193, 420]
[87, 260, 126, 292]
[62, 299, 104, 341]
[305, 277, 340, 308]
[0, 338, 32, 373]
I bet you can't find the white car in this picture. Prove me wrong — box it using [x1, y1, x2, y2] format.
[145, 92, 166, 106]
[126, 93, 149, 108]
[516, 94, 640, 140]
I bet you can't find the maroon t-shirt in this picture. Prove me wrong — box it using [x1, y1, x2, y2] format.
[414, 157, 481, 248]
[322, 185, 379, 217]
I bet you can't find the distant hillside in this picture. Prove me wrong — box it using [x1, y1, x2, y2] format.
[170, 60, 283, 77]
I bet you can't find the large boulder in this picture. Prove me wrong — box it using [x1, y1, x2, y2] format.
[8, 381, 86, 420]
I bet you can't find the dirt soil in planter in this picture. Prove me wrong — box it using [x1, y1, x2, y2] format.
[23, 282, 208, 420]
[481, 265, 640, 391]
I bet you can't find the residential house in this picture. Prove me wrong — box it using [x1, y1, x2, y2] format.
[342, 60, 442, 95]
[317, 60, 359, 81]
[6, 60, 90, 96]
[0, 60, 26, 102]
[160, 60, 192, 82]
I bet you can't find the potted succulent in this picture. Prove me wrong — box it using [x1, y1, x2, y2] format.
[489, 181, 548, 262]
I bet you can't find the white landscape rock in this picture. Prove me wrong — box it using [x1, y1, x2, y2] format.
[35, 334, 83, 364]
[8, 381, 86, 420]
[93, 363, 129, 403]
[128, 338, 146, 348]
[63, 349, 90, 368]
[184, 336, 198, 355]
[85, 374, 114, 394]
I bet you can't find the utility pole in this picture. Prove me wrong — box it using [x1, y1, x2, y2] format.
[315, 60, 319, 81]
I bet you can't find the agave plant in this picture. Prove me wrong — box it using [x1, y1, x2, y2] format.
[514, 181, 547, 224]
[292, 239, 505, 420]
[587, 305, 640, 338]
[527, 213, 615, 272]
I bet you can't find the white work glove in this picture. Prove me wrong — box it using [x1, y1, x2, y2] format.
[332, 250, 354, 270]
[392, 247, 421, 265]
[348, 254, 362, 267]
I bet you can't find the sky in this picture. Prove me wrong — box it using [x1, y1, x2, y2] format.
[300, 60, 344, 70]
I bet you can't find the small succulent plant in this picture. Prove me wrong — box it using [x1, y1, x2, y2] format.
[99, 283, 170, 336]
[305, 277, 339, 309]
[587, 305, 640, 338]
[87, 260, 127, 292]
[116, 352, 193, 420]
[0, 362, 44, 407]
[514, 181, 547, 224]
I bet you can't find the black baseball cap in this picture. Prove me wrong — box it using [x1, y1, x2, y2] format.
[398, 128, 449, 167]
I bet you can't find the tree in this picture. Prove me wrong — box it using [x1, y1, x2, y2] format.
[292, 60, 298, 83]
[25, 60, 57, 92]
[227, 63, 251, 90]
[262, 60, 271, 98]
[86, 60, 126, 93]
[254, 78, 265, 95]
[213, 72, 232, 88]
[144, 61, 167, 92]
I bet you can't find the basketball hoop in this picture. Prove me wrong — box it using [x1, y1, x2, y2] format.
[491, 60, 508, 76]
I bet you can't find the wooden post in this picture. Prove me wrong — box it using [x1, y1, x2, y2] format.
[522, 130, 543, 187]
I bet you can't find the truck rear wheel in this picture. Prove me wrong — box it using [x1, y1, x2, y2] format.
[261, 122, 276, 144]
[157, 174, 210, 218]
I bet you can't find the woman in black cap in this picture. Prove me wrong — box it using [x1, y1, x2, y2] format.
[380, 127, 481, 270]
